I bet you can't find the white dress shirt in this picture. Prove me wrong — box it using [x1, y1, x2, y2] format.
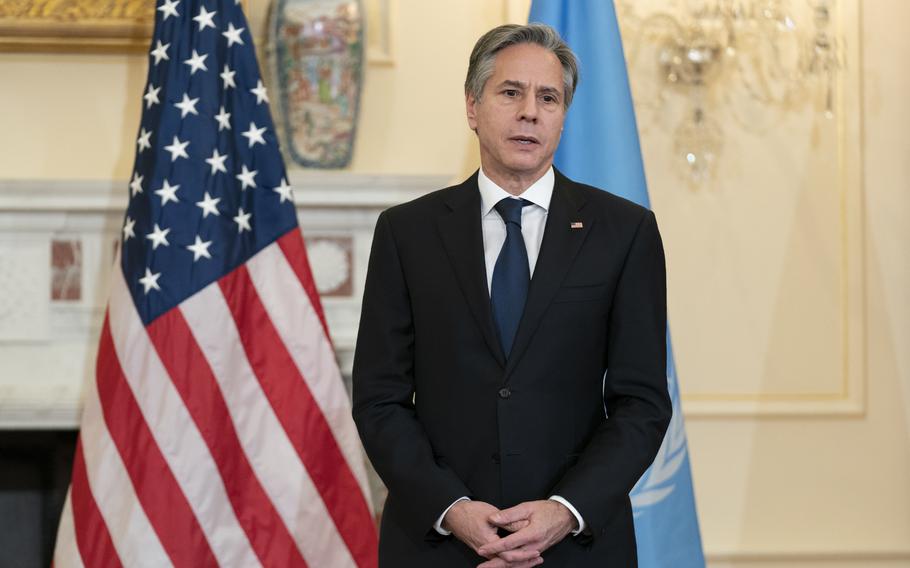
[433, 167, 586, 536]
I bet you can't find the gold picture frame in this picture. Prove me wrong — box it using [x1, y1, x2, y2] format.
[0, 1, 155, 53]
[0, 0, 248, 53]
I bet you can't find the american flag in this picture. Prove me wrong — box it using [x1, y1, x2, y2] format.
[52, 1, 377, 566]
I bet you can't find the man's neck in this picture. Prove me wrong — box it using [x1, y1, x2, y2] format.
[481, 163, 552, 196]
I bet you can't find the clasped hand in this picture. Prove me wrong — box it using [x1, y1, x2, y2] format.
[442, 499, 576, 568]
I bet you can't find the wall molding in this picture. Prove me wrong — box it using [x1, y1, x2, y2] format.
[0, 171, 449, 212]
[706, 547, 910, 563]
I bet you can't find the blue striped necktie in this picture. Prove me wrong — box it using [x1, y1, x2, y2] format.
[491, 197, 532, 357]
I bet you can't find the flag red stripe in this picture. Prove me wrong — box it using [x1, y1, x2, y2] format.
[219, 266, 378, 568]
[146, 309, 309, 568]
[96, 316, 219, 568]
[70, 440, 122, 568]
[277, 229, 332, 345]
[180, 282, 358, 566]
[246, 243, 373, 505]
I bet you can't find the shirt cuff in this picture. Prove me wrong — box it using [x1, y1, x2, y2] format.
[434, 496, 471, 535]
[549, 495, 586, 536]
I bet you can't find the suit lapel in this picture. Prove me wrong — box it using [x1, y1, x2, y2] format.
[437, 174, 506, 368]
[503, 172, 594, 381]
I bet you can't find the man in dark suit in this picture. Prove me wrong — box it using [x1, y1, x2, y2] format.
[352, 23, 671, 567]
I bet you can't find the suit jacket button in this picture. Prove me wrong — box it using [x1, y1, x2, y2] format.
[492, 452, 500, 463]
[498, 387, 511, 399]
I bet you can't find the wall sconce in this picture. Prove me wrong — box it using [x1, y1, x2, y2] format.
[618, 0, 844, 185]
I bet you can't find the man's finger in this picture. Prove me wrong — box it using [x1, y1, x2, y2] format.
[476, 557, 510, 568]
[474, 534, 504, 559]
[477, 528, 539, 557]
[498, 546, 541, 563]
[490, 503, 532, 526]
[502, 520, 530, 532]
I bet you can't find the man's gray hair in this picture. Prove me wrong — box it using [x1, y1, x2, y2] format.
[465, 23, 579, 110]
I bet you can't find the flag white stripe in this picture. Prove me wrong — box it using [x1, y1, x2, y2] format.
[247, 244, 373, 507]
[78, 361, 171, 567]
[108, 268, 260, 568]
[52, 489, 85, 568]
[180, 278, 356, 568]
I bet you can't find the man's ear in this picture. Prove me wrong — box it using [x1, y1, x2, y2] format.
[465, 93, 478, 132]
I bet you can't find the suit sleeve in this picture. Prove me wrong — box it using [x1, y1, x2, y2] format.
[351, 211, 472, 542]
[552, 209, 672, 541]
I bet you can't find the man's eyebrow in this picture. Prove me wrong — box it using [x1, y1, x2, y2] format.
[496, 80, 528, 89]
[495, 80, 562, 97]
[537, 85, 562, 98]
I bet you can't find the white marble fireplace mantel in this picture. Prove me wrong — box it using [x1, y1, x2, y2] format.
[0, 171, 451, 429]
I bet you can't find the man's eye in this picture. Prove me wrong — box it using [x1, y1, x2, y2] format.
[541, 95, 557, 103]
[503, 89, 518, 97]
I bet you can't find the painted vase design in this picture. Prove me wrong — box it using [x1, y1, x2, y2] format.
[270, 0, 364, 168]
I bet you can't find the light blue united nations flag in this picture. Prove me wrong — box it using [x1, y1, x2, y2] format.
[528, 1, 706, 565]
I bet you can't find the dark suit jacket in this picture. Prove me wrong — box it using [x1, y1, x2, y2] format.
[352, 169, 671, 567]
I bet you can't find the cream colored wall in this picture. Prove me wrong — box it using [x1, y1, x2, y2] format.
[672, 0, 910, 563]
[1, 0, 908, 565]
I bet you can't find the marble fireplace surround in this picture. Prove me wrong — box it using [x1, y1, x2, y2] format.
[0, 172, 450, 429]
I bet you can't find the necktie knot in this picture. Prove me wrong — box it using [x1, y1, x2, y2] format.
[494, 198, 530, 227]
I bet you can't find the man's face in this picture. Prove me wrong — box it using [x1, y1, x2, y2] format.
[466, 43, 567, 184]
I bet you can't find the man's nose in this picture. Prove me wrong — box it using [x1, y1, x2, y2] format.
[517, 96, 539, 122]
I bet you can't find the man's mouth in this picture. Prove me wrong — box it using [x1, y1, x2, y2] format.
[509, 135, 540, 145]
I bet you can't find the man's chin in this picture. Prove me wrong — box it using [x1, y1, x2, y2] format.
[502, 158, 551, 178]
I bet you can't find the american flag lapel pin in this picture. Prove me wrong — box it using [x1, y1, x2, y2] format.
[570, 221, 584, 229]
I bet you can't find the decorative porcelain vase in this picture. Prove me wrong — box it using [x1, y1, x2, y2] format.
[270, 0, 364, 168]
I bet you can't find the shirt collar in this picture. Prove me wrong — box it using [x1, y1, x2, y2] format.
[478, 166, 554, 216]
